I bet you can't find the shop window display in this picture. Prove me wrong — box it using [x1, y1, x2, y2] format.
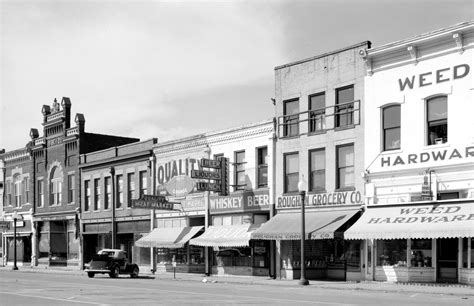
[157, 245, 204, 265]
[214, 247, 251, 267]
[410, 239, 432, 267]
[377, 240, 407, 266]
[462, 238, 473, 268]
[345, 240, 361, 272]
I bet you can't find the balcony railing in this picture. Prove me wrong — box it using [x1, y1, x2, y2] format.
[47, 112, 65, 122]
[277, 100, 360, 138]
[66, 126, 79, 137]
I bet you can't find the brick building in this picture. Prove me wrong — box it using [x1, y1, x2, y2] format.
[1, 98, 139, 268]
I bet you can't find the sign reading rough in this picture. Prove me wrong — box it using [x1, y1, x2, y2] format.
[277, 191, 363, 209]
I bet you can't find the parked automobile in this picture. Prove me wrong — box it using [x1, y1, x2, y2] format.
[85, 249, 139, 278]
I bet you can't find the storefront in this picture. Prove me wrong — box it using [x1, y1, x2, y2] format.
[345, 200, 474, 284]
[135, 224, 205, 273]
[252, 197, 363, 281]
[2, 218, 33, 267]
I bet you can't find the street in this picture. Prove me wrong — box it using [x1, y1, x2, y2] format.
[0, 271, 471, 305]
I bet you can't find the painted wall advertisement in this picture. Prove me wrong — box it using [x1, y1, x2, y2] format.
[209, 189, 270, 214]
[277, 190, 363, 209]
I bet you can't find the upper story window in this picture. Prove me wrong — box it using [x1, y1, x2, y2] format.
[382, 105, 401, 151]
[13, 175, 22, 207]
[139, 171, 147, 197]
[427, 96, 447, 145]
[234, 151, 246, 191]
[104, 177, 111, 210]
[283, 99, 299, 137]
[309, 149, 325, 192]
[37, 179, 44, 207]
[257, 147, 268, 188]
[84, 180, 90, 211]
[117, 175, 123, 208]
[335, 85, 354, 128]
[50, 166, 63, 205]
[67, 174, 75, 204]
[336, 144, 354, 190]
[127, 173, 135, 207]
[94, 178, 101, 210]
[24, 177, 29, 204]
[309, 93, 326, 133]
[284, 152, 299, 193]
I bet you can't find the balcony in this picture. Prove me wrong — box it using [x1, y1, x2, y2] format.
[47, 111, 65, 122]
[277, 100, 360, 138]
[66, 127, 79, 137]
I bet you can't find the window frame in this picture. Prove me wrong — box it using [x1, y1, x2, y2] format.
[94, 178, 101, 211]
[256, 146, 268, 188]
[308, 92, 326, 133]
[139, 170, 147, 197]
[309, 148, 326, 193]
[335, 85, 355, 128]
[37, 179, 44, 208]
[283, 99, 300, 137]
[84, 180, 90, 212]
[116, 175, 123, 208]
[284, 152, 299, 194]
[13, 175, 22, 207]
[336, 143, 355, 190]
[104, 176, 111, 210]
[127, 172, 135, 207]
[382, 104, 401, 151]
[234, 151, 246, 191]
[67, 174, 75, 204]
[426, 95, 448, 146]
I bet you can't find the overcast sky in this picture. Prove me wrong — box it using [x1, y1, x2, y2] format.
[1, 0, 473, 152]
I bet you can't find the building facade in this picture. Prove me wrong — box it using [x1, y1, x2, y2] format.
[253, 42, 370, 281]
[345, 22, 474, 284]
[79, 139, 157, 270]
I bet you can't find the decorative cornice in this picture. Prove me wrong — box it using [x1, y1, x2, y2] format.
[453, 32, 464, 53]
[2, 149, 30, 163]
[407, 45, 418, 65]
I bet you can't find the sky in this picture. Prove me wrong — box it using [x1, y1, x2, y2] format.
[1, 0, 473, 152]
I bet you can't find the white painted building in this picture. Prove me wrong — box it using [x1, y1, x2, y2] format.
[345, 21, 474, 284]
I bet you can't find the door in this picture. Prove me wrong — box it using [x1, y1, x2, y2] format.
[437, 238, 458, 283]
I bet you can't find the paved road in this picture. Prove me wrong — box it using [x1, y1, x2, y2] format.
[0, 271, 471, 305]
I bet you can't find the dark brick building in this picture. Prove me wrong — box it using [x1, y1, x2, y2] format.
[1, 98, 139, 268]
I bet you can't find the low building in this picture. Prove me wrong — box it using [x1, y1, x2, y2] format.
[345, 21, 474, 284]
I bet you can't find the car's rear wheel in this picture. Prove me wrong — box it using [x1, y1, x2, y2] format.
[130, 266, 139, 278]
[109, 266, 120, 278]
[87, 272, 95, 278]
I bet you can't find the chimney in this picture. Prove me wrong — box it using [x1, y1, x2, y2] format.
[75, 113, 85, 134]
[61, 97, 72, 129]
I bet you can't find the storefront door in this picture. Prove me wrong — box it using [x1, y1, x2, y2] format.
[437, 238, 458, 283]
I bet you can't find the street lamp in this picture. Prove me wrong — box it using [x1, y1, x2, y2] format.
[12, 211, 18, 270]
[297, 180, 309, 285]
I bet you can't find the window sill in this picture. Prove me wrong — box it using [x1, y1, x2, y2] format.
[282, 191, 302, 196]
[334, 125, 355, 131]
[334, 187, 355, 192]
[308, 130, 327, 136]
[307, 190, 327, 195]
[424, 142, 450, 150]
[380, 149, 403, 155]
[280, 135, 300, 140]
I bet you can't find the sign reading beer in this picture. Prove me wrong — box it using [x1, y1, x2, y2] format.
[131, 195, 174, 210]
[277, 190, 363, 209]
[209, 190, 270, 213]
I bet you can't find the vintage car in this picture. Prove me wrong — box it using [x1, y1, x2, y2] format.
[85, 249, 139, 278]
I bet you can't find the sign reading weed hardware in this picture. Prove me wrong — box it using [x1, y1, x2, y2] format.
[131, 195, 174, 210]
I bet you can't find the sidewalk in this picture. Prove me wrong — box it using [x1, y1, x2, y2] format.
[1, 265, 473, 296]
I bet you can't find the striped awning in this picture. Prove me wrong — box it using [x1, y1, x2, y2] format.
[189, 224, 259, 248]
[345, 201, 474, 240]
[135, 226, 203, 248]
[251, 208, 360, 240]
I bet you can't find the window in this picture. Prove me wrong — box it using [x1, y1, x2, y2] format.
[383, 105, 401, 151]
[6, 180, 12, 206]
[427, 96, 447, 145]
[38, 180, 44, 207]
[284, 153, 299, 193]
[283, 99, 299, 137]
[117, 175, 123, 208]
[67, 174, 75, 203]
[94, 178, 100, 210]
[377, 239, 407, 266]
[234, 151, 246, 191]
[257, 147, 268, 188]
[84, 180, 90, 211]
[309, 93, 325, 133]
[50, 166, 63, 205]
[127, 173, 135, 207]
[13, 175, 21, 207]
[139, 171, 147, 197]
[337, 144, 354, 189]
[310, 149, 325, 192]
[24, 177, 29, 204]
[335, 85, 354, 128]
[104, 177, 111, 210]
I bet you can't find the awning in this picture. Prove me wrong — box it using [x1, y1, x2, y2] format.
[189, 224, 259, 248]
[345, 202, 474, 240]
[251, 208, 360, 240]
[135, 226, 203, 248]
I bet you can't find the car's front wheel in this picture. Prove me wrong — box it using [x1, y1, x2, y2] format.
[87, 272, 95, 278]
[109, 266, 120, 278]
[130, 266, 139, 278]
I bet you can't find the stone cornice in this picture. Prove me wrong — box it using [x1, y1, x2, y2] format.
[1, 148, 31, 163]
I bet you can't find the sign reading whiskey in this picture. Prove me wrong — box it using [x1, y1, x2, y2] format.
[131, 195, 174, 210]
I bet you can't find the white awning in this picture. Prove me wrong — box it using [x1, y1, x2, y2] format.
[135, 226, 203, 248]
[189, 224, 259, 248]
[345, 201, 474, 240]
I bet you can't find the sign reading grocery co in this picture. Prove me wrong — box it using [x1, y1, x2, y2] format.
[277, 190, 363, 209]
[210, 190, 269, 214]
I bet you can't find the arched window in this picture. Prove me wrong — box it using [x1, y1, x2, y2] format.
[427, 96, 447, 145]
[50, 166, 63, 205]
[382, 105, 401, 151]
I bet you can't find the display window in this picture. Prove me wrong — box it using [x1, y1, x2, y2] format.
[377, 239, 407, 266]
[213, 247, 252, 267]
[410, 239, 432, 267]
[462, 237, 473, 268]
[156, 245, 204, 265]
[345, 240, 361, 272]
